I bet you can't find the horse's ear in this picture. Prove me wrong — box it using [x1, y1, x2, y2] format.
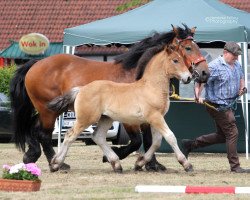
[171, 24, 178, 34]
[191, 26, 197, 34]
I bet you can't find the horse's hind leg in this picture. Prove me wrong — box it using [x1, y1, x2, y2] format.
[23, 122, 42, 164]
[141, 124, 166, 171]
[103, 124, 142, 162]
[93, 116, 122, 173]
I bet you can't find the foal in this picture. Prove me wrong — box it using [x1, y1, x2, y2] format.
[48, 46, 193, 172]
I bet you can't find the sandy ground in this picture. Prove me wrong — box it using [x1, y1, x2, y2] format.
[0, 142, 250, 200]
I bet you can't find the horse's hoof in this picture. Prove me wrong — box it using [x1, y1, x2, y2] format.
[59, 163, 71, 171]
[134, 165, 143, 171]
[102, 155, 109, 163]
[185, 164, 194, 172]
[145, 161, 167, 172]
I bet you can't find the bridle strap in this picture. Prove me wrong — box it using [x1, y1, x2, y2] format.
[192, 56, 206, 65]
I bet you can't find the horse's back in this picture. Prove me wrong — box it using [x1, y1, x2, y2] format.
[25, 54, 116, 102]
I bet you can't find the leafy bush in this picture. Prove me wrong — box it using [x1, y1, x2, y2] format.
[0, 65, 16, 97]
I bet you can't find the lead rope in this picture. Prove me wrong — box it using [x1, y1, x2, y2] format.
[170, 84, 247, 112]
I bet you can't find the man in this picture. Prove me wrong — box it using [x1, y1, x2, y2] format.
[182, 42, 249, 173]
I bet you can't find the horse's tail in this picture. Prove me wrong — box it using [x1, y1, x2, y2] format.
[47, 87, 80, 113]
[10, 60, 39, 152]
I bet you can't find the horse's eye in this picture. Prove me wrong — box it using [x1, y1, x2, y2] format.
[173, 59, 178, 63]
[185, 46, 192, 51]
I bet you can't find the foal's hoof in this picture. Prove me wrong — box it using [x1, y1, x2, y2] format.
[114, 167, 123, 173]
[111, 161, 123, 173]
[145, 161, 167, 172]
[49, 164, 60, 172]
[49, 157, 61, 172]
[184, 164, 194, 172]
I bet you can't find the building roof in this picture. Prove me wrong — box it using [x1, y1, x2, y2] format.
[0, 42, 63, 59]
[220, 0, 250, 13]
[0, 0, 248, 52]
[0, 0, 145, 50]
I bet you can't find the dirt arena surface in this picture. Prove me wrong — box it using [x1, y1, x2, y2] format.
[0, 142, 250, 200]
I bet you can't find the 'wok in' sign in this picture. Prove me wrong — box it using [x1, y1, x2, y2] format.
[19, 33, 50, 55]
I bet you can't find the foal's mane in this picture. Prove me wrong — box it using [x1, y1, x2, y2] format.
[114, 24, 194, 72]
[135, 45, 165, 80]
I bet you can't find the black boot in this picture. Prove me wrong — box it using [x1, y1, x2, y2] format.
[181, 139, 195, 159]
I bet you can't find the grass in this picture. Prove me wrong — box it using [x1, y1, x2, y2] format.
[0, 142, 250, 199]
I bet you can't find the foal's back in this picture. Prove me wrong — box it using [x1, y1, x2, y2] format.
[75, 80, 148, 125]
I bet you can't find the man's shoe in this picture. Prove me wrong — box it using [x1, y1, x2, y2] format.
[231, 167, 250, 173]
[181, 139, 194, 159]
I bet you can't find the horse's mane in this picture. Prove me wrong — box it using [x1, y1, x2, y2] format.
[114, 24, 194, 71]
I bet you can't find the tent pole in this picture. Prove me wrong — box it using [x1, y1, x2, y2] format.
[238, 42, 249, 159]
[56, 45, 76, 152]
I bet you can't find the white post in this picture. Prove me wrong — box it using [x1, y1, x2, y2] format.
[56, 45, 76, 152]
[238, 42, 249, 159]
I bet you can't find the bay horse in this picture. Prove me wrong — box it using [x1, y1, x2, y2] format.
[47, 46, 193, 172]
[10, 25, 209, 172]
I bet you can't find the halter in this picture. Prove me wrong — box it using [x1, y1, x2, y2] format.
[174, 36, 206, 80]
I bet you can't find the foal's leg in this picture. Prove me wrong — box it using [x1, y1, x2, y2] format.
[141, 124, 166, 172]
[149, 115, 193, 172]
[38, 112, 70, 172]
[93, 116, 122, 173]
[50, 120, 87, 172]
[134, 127, 163, 170]
[104, 124, 142, 162]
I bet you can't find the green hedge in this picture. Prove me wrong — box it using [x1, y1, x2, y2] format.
[0, 65, 16, 97]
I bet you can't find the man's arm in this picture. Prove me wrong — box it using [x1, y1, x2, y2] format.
[194, 82, 204, 103]
[239, 78, 246, 96]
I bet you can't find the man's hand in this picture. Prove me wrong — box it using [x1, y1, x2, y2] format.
[238, 87, 247, 96]
[195, 97, 204, 104]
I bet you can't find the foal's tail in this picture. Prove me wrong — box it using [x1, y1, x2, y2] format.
[10, 60, 38, 152]
[47, 87, 80, 113]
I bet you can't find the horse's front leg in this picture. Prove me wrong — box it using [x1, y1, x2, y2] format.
[149, 115, 193, 172]
[134, 127, 162, 170]
[50, 121, 84, 172]
[93, 116, 123, 173]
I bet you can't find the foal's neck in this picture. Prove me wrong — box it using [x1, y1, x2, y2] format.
[139, 52, 170, 98]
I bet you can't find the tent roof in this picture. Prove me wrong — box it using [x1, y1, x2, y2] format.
[63, 0, 250, 46]
[0, 42, 63, 59]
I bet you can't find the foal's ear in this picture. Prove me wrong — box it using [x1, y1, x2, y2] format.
[166, 46, 173, 55]
[191, 26, 197, 34]
[171, 24, 178, 34]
